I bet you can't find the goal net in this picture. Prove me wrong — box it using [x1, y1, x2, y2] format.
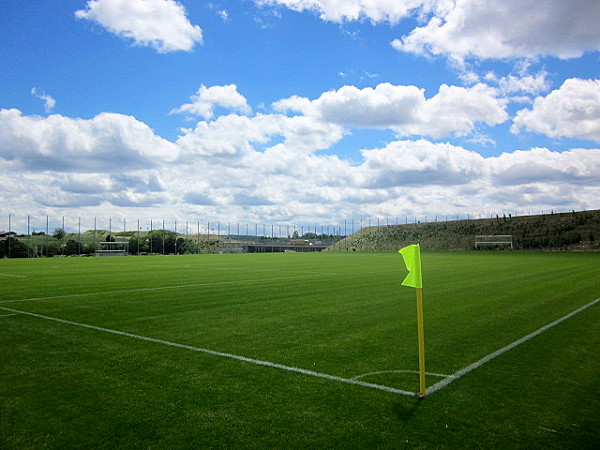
[474, 235, 513, 250]
[95, 241, 129, 256]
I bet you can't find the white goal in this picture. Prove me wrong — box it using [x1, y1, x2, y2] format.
[474, 235, 513, 250]
[95, 241, 129, 256]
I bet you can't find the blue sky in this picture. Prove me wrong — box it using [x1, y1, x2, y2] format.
[1, 0, 599, 232]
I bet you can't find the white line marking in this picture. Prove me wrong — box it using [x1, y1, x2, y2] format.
[211, 267, 338, 276]
[0, 273, 26, 278]
[427, 297, 600, 395]
[4, 295, 596, 397]
[0, 305, 415, 397]
[353, 370, 451, 380]
[0, 273, 332, 305]
[0, 313, 17, 317]
[139, 264, 192, 269]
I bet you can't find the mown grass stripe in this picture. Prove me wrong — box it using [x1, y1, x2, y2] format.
[428, 297, 600, 394]
[0, 305, 416, 397]
[0, 273, 333, 304]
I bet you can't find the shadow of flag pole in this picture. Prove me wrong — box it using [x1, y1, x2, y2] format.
[399, 244, 426, 398]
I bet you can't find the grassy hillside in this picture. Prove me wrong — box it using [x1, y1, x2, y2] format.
[334, 210, 600, 252]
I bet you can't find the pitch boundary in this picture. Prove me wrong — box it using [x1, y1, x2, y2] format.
[2, 297, 597, 397]
[353, 370, 451, 380]
[427, 297, 600, 394]
[0, 305, 415, 397]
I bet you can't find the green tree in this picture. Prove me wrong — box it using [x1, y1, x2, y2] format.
[53, 228, 66, 240]
[44, 241, 62, 257]
[176, 237, 197, 254]
[145, 230, 178, 254]
[64, 239, 81, 256]
[0, 237, 30, 258]
[128, 236, 148, 255]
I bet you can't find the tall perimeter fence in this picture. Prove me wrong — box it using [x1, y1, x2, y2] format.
[2, 214, 374, 257]
[0, 210, 585, 257]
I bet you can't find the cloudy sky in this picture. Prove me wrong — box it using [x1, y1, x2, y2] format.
[1, 0, 599, 232]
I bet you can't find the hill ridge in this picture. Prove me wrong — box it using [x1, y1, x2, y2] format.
[333, 210, 600, 252]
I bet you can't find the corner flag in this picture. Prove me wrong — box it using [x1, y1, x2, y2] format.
[398, 244, 422, 288]
[399, 244, 427, 397]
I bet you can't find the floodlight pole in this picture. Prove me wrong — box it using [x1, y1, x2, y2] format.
[45, 215, 49, 256]
[8, 214, 11, 258]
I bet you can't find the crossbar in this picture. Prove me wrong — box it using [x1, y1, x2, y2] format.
[475, 235, 513, 250]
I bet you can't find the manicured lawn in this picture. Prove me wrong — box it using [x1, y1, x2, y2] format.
[1, 252, 598, 448]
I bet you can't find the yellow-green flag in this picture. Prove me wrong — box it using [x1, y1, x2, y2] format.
[398, 244, 422, 288]
[399, 243, 427, 397]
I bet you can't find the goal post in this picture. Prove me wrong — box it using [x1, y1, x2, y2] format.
[474, 235, 513, 250]
[95, 241, 129, 256]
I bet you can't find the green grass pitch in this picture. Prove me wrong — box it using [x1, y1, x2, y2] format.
[1, 252, 599, 448]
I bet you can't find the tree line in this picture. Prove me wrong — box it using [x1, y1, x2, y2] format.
[0, 229, 219, 258]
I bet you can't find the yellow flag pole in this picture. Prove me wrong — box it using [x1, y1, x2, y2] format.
[399, 244, 426, 398]
[415, 287, 426, 397]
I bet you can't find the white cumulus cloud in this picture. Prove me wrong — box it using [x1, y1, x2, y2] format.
[275, 82, 507, 138]
[512, 78, 600, 142]
[391, 0, 600, 60]
[256, 0, 427, 23]
[75, 0, 203, 53]
[2, 88, 599, 222]
[490, 147, 600, 186]
[0, 109, 179, 172]
[171, 85, 252, 119]
[359, 139, 485, 187]
[494, 72, 551, 96]
[260, 0, 600, 61]
[176, 112, 344, 160]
